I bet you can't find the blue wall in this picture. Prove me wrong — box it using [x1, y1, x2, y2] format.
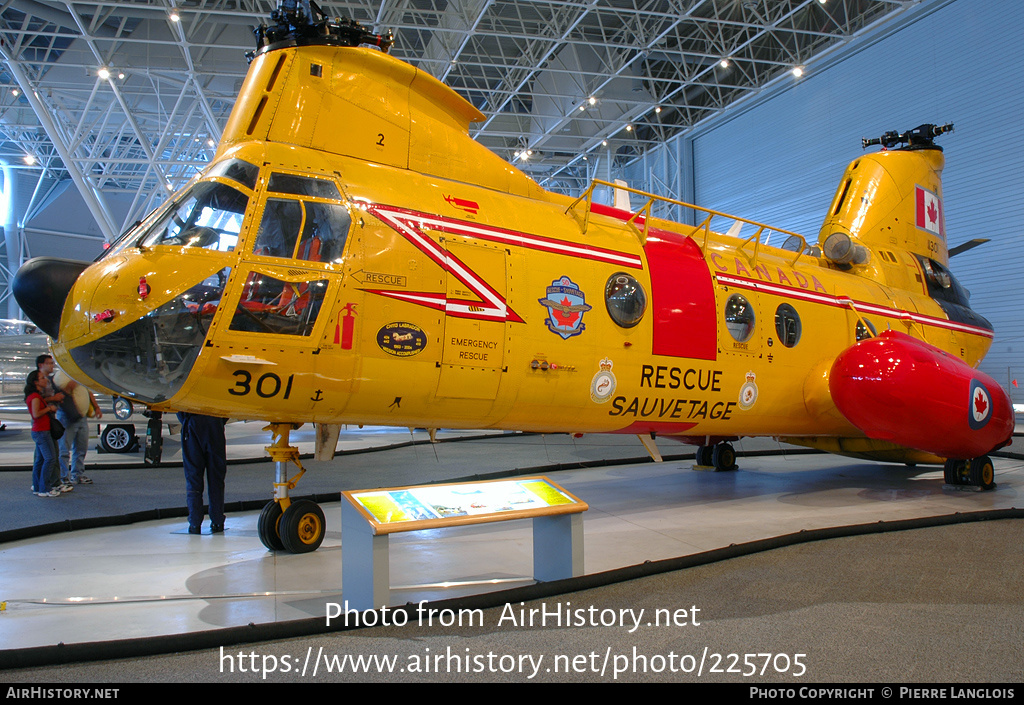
[627, 0, 1024, 395]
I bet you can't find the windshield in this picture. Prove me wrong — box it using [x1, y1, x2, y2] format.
[97, 158, 260, 262]
[141, 181, 249, 252]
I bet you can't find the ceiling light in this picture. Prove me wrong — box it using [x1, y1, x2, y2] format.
[526, 150, 533, 156]
[625, 124, 632, 132]
[792, 66, 804, 77]
[720, 59, 730, 68]
[23, 154, 36, 165]
[654, 106, 662, 114]
[588, 96, 596, 106]
[579, 105, 585, 111]
[98, 67, 110, 80]
[207, 139, 216, 147]
[169, 10, 180, 22]
[601, 140, 607, 146]
[10, 89, 19, 97]
[118, 72, 125, 80]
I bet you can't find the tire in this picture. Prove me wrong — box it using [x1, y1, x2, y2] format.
[100, 424, 135, 453]
[257, 501, 285, 551]
[280, 500, 326, 554]
[696, 445, 714, 467]
[943, 459, 963, 485]
[712, 442, 736, 472]
[968, 456, 995, 490]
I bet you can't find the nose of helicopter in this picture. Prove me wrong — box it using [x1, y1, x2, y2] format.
[12, 257, 90, 338]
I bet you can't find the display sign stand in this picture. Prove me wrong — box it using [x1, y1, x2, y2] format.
[341, 476, 587, 610]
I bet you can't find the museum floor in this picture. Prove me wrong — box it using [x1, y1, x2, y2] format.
[1, 416, 1022, 682]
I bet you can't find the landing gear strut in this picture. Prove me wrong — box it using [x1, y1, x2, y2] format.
[943, 455, 996, 490]
[257, 423, 327, 553]
[696, 442, 738, 472]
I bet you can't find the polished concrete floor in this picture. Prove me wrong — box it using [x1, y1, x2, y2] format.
[1, 417, 1022, 662]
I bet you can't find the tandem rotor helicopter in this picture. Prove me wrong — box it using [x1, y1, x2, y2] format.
[13, 1, 1013, 553]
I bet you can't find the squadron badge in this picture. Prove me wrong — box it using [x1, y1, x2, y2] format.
[590, 358, 616, 403]
[539, 276, 592, 339]
[738, 371, 758, 410]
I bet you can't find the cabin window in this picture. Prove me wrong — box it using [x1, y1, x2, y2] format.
[774, 303, 801, 347]
[604, 272, 646, 328]
[855, 318, 876, 341]
[252, 198, 350, 264]
[230, 273, 328, 336]
[724, 294, 755, 342]
[140, 181, 248, 252]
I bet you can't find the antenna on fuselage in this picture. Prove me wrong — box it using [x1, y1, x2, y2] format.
[249, 0, 394, 62]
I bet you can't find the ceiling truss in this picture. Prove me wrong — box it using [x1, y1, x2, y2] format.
[0, 0, 916, 239]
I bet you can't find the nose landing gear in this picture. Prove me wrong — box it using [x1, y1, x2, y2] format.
[256, 423, 327, 553]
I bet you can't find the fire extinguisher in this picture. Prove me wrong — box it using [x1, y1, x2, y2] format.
[335, 303, 357, 349]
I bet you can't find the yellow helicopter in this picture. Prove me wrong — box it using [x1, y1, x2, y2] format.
[13, 1, 1012, 553]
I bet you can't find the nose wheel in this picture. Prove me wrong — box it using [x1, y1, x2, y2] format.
[280, 500, 326, 553]
[943, 455, 995, 490]
[258, 423, 329, 553]
[257, 500, 285, 551]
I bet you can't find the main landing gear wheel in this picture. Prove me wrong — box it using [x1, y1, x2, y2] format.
[696, 445, 714, 467]
[969, 456, 996, 490]
[280, 500, 326, 554]
[711, 442, 737, 472]
[943, 456, 995, 490]
[257, 500, 285, 551]
[943, 459, 965, 485]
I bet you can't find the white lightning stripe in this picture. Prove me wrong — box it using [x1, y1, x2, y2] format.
[717, 273, 994, 339]
[374, 204, 643, 268]
[375, 291, 446, 308]
[423, 216, 643, 267]
[367, 205, 519, 321]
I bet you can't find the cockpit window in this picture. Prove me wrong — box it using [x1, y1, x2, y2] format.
[141, 181, 249, 252]
[206, 158, 259, 190]
[268, 172, 342, 200]
[252, 198, 350, 264]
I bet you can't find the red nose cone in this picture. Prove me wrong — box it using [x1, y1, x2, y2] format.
[830, 331, 1012, 459]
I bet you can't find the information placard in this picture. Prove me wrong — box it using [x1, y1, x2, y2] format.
[343, 476, 587, 535]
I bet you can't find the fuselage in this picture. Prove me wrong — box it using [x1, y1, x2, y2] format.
[36, 42, 1002, 458]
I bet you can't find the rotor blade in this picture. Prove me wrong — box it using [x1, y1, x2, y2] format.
[948, 238, 990, 257]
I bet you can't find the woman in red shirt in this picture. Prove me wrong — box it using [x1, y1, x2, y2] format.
[26, 370, 60, 497]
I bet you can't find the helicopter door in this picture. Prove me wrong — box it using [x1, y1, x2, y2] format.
[435, 239, 509, 400]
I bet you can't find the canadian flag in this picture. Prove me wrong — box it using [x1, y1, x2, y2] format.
[915, 185, 944, 239]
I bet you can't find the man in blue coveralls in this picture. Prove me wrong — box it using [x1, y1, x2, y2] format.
[176, 412, 228, 534]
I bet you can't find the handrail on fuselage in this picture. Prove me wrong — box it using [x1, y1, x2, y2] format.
[566, 178, 812, 266]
